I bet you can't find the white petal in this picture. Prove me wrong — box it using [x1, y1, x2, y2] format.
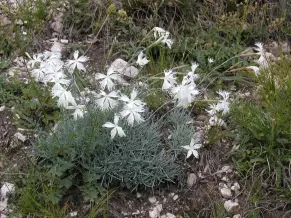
[190, 138, 195, 147]
[186, 150, 192, 159]
[110, 127, 117, 139]
[182, 145, 191, 150]
[78, 56, 89, 62]
[192, 150, 199, 158]
[193, 144, 202, 149]
[114, 114, 119, 124]
[116, 126, 126, 137]
[102, 122, 115, 128]
[127, 113, 135, 126]
[76, 62, 86, 72]
[74, 50, 79, 60]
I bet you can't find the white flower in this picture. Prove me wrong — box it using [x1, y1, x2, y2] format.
[66, 50, 89, 74]
[255, 55, 269, 69]
[94, 90, 119, 110]
[31, 67, 46, 82]
[191, 62, 199, 73]
[119, 89, 145, 109]
[43, 51, 62, 60]
[136, 51, 149, 67]
[216, 90, 230, 114]
[247, 66, 260, 76]
[120, 90, 145, 126]
[52, 87, 76, 108]
[217, 90, 230, 101]
[48, 73, 71, 91]
[209, 115, 225, 126]
[95, 68, 124, 91]
[171, 76, 199, 107]
[254, 42, 265, 56]
[152, 27, 173, 49]
[185, 71, 199, 84]
[208, 58, 214, 63]
[120, 105, 145, 126]
[162, 69, 177, 90]
[102, 114, 126, 139]
[181, 138, 202, 159]
[253, 42, 269, 69]
[26, 53, 43, 68]
[161, 37, 174, 49]
[206, 103, 218, 116]
[67, 104, 86, 119]
[153, 27, 170, 39]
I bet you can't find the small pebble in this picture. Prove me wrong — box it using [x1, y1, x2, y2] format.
[148, 196, 157, 204]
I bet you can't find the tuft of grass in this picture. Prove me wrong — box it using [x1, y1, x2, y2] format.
[0, 0, 53, 57]
[14, 169, 110, 217]
[0, 76, 61, 130]
[231, 58, 291, 193]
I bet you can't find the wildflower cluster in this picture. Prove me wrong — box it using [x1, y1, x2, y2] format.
[162, 63, 200, 107]
[247, 42, 271, 76]
[152, 27, 174, 49]
[94, 70, 146, 137]
[94, 27, 175, 138]
[206, 90, 230, 127]
[26, 45, 89, 120]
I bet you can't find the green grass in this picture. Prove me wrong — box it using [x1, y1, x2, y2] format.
[0, 76, 61, 129]
[231, 58, 291, 193]
[14, 169, 110, 217]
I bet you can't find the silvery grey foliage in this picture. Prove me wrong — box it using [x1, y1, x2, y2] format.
[87, 118, 179, 190]
[166, 109, 196, 156]
[35, 107, 179, 195]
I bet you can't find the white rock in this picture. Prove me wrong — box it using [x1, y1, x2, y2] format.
[169, 193, 175, 197]
[148, 196, 157, 204]
[0, 106, 5, 112]
[221, 165, 232, 173]
[14, 132, 27, 142]
[187, 173, 197, 188]
[281, 41, 290, 53]
[108, 58, 139, 78]
[69, 211, 77, 217]
[0, 17, 12, 26]
[51, 21, 63, 33]
[233, 214, 241, 218]
[231, 182, 241, 195]
[149, 204, 163, 218]
[132, 210, 141, 215]
[161, 212, 176, 218]
[224, 200, 240, 213]
[136, 192, 142, 198]
[156, 204, 163, 212]
[149, 209, 159, 218]
[220, 187, 232, 199]
[221, 176, 229, 182]
[1, 182, 15, 196]
[231, 182, 240, 190]
[0, 182, 15, 211]
[172, 195, 179, 201]
[60, 39, 69, 44]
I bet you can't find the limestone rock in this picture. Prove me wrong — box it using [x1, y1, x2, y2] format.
[149, 204, 163, 218]
[148, 196, 157, 204]
[187, 173, 197, 188]
[108, 58, 139, 78]
[161, 212, 176, 218]
[224, 200, 240, 214]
